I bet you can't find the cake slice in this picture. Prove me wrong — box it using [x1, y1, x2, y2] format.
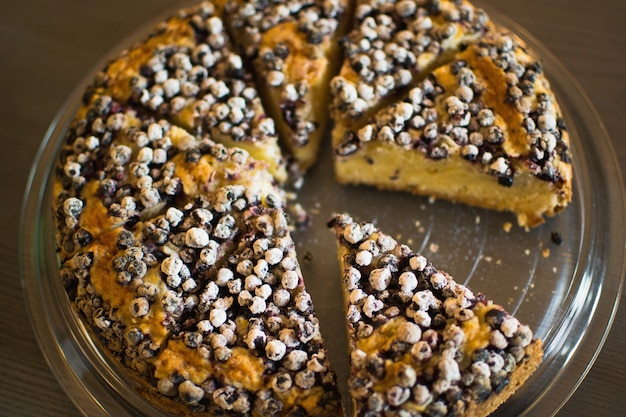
[333, 29, 572, 228]
[151, 204, 343, 416]
[60, 196, 343, 416]
[330, 0, 492, 132]
[328, 213, 543, 417]
[145, 203, 343, 416]
[86, 2, 287, 182]
[219, 0, 351, 171]
[53, 93, 282, 262]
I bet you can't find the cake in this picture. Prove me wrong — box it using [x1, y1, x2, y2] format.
[50, 0, 565, 415]
[54, 93, 283, 258]
[328, 213, 543, 416]
[333, 28, 572, 228]
[85, 2, 288, 183]
[219, 0, 352, 171]
[330, 0, 493, 128]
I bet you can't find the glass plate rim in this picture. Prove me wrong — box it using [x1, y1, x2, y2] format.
[19, 1, 626, 416]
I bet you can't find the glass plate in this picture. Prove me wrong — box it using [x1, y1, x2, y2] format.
[20, 2, 625, 417]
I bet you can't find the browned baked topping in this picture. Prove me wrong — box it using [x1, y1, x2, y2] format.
[52, 1, 561, 416]
[223, 0, 347, 57]
[331, 24, 572, 228]
[54, 93, 281, 260]
[220, 0, 351, 170]
[59, 202, 343, 415]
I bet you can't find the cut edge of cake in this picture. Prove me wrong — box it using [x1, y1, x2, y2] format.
[331, 27, 572, 229]
[219, 0, 354, 172]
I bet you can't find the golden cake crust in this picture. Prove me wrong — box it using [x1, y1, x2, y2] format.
[330, 0, 493, 127]
[87, 2, 288, 182]
[463, 340, 543, 417]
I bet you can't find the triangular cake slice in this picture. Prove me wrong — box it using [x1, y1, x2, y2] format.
[155, 204, 343, 416]
[328, 213, 543, 417]
[330, 0, 492, 136]
[53, 94, 281, 262]
[219, 0, 352, 171]
[60, 197, 343, 416]
[86, 2, 287, 182]
[333, 29, 572, 228]
[147, 203, 343, 415]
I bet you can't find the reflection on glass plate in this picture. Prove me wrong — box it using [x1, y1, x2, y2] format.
[20, 2, 625, 417]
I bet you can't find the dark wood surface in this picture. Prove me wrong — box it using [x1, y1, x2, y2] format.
[1, 1, 624, 416]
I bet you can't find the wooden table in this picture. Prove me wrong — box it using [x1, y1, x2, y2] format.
[1, 1, 624, 416]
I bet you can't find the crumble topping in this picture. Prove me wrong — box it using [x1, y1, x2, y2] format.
[85, 2, 288, 183]
[60, 201, 342, 415]
[222, 0, 348, 158]
[51, 2, 562, 415]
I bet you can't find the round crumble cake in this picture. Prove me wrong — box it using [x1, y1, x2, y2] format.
[51, 1, 569, 416]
